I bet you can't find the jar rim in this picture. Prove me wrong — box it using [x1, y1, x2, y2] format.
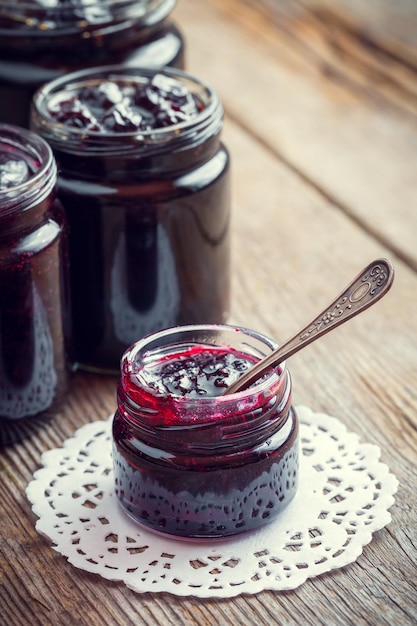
[122, 323, 286, 407]
[117, 324, 292, 453]
[0, 123, 56, 214]
[0, 0, 176, 33]
[30, 65, 223, 156]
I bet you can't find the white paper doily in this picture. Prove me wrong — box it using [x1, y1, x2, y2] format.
[26, 405, 398, 598]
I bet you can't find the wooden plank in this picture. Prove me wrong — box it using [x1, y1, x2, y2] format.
[1, 2, 416, 622]
[174, 0, 417, 271]
[258, 0, 417, 114]
[1, 113, 416, 624]
[298, 0, 417, 65]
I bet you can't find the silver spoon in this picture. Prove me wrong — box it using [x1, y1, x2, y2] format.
[223, 258, 394, 395]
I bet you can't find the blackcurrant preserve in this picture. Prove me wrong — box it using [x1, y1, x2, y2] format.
[31, 67, 231, 373]
[112, 325, 299, 539]
[0, 124, 69, 446]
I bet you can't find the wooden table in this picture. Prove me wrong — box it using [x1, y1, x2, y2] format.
[1, 1, 416, 624]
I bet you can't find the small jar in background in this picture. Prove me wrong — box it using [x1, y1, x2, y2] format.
[0, 0, 184, 128]
[0, 124, 69, 447]
[112, 324, 299, 539]
[31, 66, 231, 373]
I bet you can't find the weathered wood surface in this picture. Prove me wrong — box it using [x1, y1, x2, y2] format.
[1, 1, 416, 624]
[178, 0, 417, 272]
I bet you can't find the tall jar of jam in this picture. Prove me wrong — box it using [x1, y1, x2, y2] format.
[0, 124, 69, 447]
[0, 0, 184, 128]
[31, 66, 231, 373]
[112, 324, 299, 539]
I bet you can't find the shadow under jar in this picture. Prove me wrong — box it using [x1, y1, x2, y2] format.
[112, 324, 299, 539]
[31, 66, 231, 373]
[0, 0, 184, 129]
[0, 124, 69, 447]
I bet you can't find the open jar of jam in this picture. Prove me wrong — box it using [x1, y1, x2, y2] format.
[0, 0, 184, 128]
[112, 324, 299, 539]
[31, 66, 231, 373]
[0, 124, 69, 447]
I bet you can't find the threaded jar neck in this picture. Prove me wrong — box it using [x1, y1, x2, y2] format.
[30, 66, 224, 162]
[115, 324, 293, 455]
[0, 124, 57, 235]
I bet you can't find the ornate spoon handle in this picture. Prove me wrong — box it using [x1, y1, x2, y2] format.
[224, 258, 394, 395]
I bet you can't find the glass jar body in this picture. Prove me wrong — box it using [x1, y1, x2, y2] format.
[0, 124, 69, 446]
[0, 0, 184, 128]
[31, 67, 231, 373]
[112, 324, 299, 539]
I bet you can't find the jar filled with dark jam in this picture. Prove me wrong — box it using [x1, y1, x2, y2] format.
[31, 66, 231, 373]
[112, 324, 299, 539]
[0, 124, 69, 447]
[0, 0, 184, 128]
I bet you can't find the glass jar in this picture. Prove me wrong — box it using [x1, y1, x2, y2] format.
[0, 0, 184, 128]
[112, 324, 299, 539]
[0, 124, 69, 447]
[31, 66, 231, 373]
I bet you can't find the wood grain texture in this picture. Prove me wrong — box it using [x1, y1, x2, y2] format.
[299, 0, 417, 64]
[1, 1, 417, 624]
[175, 0, 417, 271]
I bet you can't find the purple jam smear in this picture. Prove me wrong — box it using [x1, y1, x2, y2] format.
[138, 346, 255, 398]
[47, 74, 204, 133]
[121, 345, 262, 428]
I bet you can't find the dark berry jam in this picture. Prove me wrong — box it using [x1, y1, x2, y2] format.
[31, 67, 231, 373]
[139, 345, 253, 398]
[112, 325, 299, 539]
[46, 74, 204, 133]
[0, 0, 184, 128]
[0, 124, 69, 447]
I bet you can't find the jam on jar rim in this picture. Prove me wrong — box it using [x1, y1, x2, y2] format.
[117, 323, 293, 453]
[0, 0, 177, 34]
[0, 123, 56, 214]
[116, 404, 296, 459]
[122, 323, 287, 403]
[30, 66, 223, 157]
[116, 394, 294, 457]
[113, 324, 298, 539]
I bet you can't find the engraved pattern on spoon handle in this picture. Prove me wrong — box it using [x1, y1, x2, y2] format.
[298, 258, 394, 343]
[224, 259, 394, 395]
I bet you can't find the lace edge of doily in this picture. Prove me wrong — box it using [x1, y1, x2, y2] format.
[25, 407, 399, 597]
[32, 511, 394, 598]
